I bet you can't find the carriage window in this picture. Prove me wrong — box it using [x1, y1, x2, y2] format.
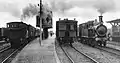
[8, 24, 16, 28]
[70, 25, 74, 30]
[11, 25, 13, 27]
[12, 25, 14, 27]
[9, 24, 11, 27]
[59, 24, 66, 30]
[7, 24, 9, 27]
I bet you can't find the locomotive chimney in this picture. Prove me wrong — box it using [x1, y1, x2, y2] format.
[59, 18, 61, 20]
[74, 18, 76, 20]
[99, 15, 103, 23]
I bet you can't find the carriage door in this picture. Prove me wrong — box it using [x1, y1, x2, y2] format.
[65, 24, 69, 38]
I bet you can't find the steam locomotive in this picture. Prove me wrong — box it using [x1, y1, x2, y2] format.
[78, 16, 108, 47]
[0, 22, 40, 48]
[56, 18, 77, 46]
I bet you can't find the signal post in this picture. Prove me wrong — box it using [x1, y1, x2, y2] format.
[39, 0, 42, 45]
[36, 0, 42, 46]
[36, 0, 53, 45]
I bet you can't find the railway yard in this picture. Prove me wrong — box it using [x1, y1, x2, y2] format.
[0, 34, 120, 63]
[0, 39, 32, 63]
[55, 39, 120, 63]
[1, 0, 120, 63]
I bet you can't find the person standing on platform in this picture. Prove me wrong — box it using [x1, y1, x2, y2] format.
[50, 32, 53, 36]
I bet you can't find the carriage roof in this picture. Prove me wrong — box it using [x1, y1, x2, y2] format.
[56, 19, 77, 24]
[7, 22, 28, 25]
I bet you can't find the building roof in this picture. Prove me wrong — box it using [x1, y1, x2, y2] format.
[107, 19, 120, 23]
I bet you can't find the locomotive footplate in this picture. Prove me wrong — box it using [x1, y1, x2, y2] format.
[95, 37, 107, 46]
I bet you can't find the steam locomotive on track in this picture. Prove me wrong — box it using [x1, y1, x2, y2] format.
[78, 16, 108, 47]
[56, 16, 109, 47]
[0, 21, 40, 48]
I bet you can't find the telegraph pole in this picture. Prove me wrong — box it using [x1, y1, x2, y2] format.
[39, 0, 42, 45]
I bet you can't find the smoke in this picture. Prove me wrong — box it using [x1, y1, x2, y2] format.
[21, 3, 39, 20]
[94, 0, 115, 15]
[48, 0, 116, 16]
[21, 3, 53, 20]
[49, 0, 74, 14]
[0, 1, 21, 18]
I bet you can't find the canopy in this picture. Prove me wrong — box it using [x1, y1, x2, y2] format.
[106, 19, 120, 23]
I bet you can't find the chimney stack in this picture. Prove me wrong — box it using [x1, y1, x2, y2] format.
[74, 18, 76, 20]
[99, 15, 103, 23]
[59, 18, 61, 20]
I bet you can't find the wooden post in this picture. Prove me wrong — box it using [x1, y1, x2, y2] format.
[39, 0, 42, 46]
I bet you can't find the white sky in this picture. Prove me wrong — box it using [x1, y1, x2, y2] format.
[0, 0, 120, 32]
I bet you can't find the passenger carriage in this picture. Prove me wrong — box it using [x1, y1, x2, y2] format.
[56, 18, 77, 46]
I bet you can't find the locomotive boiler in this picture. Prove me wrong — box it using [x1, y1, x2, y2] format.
[79, 16, 108, 46]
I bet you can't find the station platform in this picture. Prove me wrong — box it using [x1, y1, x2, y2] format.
[11, 35, 60, 63]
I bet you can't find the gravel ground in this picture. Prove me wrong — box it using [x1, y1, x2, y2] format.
[107, 41, 120, 46]
[73, 42, 120, 63]
[65, 46, 94, 63]
[107, 43, 120, 51]
[55, 41, 70, 63]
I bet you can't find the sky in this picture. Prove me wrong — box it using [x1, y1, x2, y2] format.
[0, 0, 120, 32]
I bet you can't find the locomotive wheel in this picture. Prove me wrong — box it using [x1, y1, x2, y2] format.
[58, 40, 62, 45]
[93, 40, 97, 46]
[91, 40, 95, 47]
[96, 41, 99, 46]
[70, 42, 73, 47]
[59, 42, 62, 45]
[5, 38, 10, 43]
[81, 39, 83, 43]
[103, 42, 106, 47]
[99, 41, 102, 46]
[97, 41, 102, 46]
[88, 40, 91, 46]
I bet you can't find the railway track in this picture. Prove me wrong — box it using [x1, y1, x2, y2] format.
[71, 46, 99, 63]
[1, 47, 24, 63]
[1, 38, 36, 63]
[0, 45, 26, 63]
[60, 45, 99, 63]
[0, 46, 11, 53]
[60, 45, 75, 63]
[96, 46, 120, 56]
[107, 41, 120, 46]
